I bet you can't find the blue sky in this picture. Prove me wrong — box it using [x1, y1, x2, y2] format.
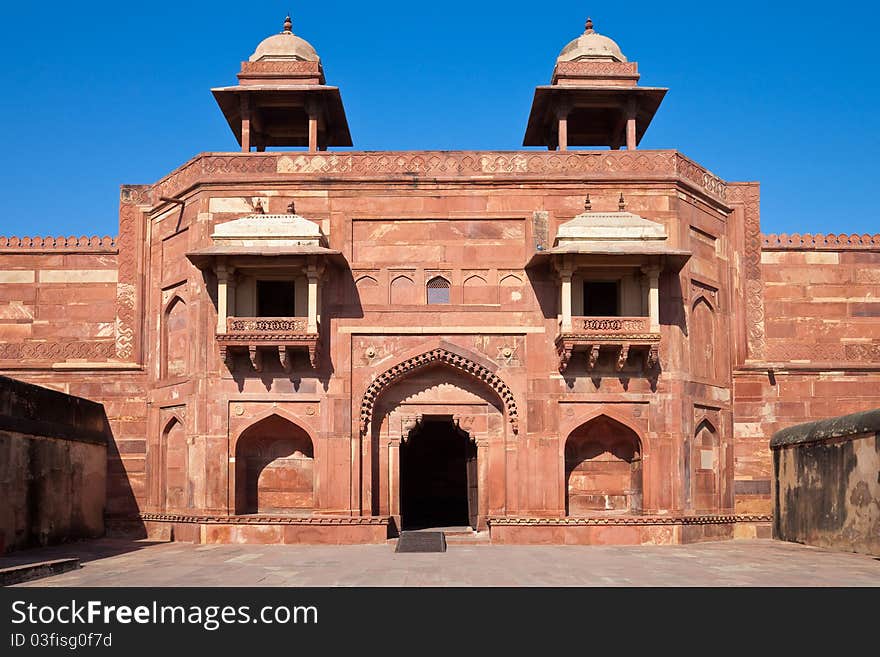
[0, 1, 877, 237]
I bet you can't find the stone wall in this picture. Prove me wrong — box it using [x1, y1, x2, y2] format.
[0, 376, 109, 553]
[771, 408, 880, 556]
[733, 240, 880, 516]
[0, 240, 119, 362]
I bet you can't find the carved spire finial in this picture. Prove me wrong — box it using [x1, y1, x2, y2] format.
[283, 14, 293, 33]
[585, 17, 594, 33]
[618, 192, 626, 211]
[584, 194, 592, 211]
[287, 200, 296, 214]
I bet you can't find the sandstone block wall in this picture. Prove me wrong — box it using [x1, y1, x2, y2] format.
[0, 376, 109, 552]
[0, 238, 119, 361]
[771, 408, 880, 556]
[733, 238, 880, 514]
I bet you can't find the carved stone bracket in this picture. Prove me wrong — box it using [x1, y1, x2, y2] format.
[400, 415, 423, 443]
[554, 334, 660, 374]
[279, 346, 292, 373]
[249, 345, 262, 372]
[557, 342, 573, 374]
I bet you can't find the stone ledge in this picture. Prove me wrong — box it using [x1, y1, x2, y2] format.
[0, 375, 110, 445]
[770, 408, 880, 449]
[0, 558, 81, 586]
[488, 514, 771, 526]
[139, 513, 390, 525]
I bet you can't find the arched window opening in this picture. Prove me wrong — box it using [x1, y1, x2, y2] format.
[427, 276, 450, 304]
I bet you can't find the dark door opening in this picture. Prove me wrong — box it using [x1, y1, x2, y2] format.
[583, 280, 619, 316]
[400, 418, 476, 530]
[257, 280, 296, 317]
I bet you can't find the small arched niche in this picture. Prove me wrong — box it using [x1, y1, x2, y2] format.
[163, 416, 187, 512]
[691, 297, 716, 381]
[162, 296, 188, 378]
[234, 414, 315, 514]
[355, 275, 382, 305]
[565, 415, 643, 515]
[692, 419, 720, 512]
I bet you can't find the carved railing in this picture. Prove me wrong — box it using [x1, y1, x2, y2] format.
[226, 317, 308, 334]
[572, 316, 652, 334]
[218, 317, 318, 370]
[556, 316, 659, 373]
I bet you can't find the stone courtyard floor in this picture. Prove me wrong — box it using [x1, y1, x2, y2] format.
[5, 538, 879, 586]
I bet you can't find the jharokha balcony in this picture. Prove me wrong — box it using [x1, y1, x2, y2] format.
[217, 317, 319, 371]
[555, 315, 660, 373]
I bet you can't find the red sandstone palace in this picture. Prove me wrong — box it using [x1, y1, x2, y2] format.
[2, 17, 879, 546]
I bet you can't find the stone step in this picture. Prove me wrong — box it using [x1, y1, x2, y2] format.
[444, 531, 491, 545]
[0, 558, 80, 586]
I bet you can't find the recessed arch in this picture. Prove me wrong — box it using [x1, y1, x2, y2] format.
[162, 415, 187, 512]
[564, 414, 643, 515]
[691, 296, 716, 380]
[462, 274, 495, 305]
[692, 295, 715, 312]
[463, 274, 487, 286]
[355, 274, 381, 305]
[234, 413, 315, 514]
[161, 295, 188, 379]
[390, 274, 418, 304]
[692, 417, 720, 512]
[360, 346, 518, 436]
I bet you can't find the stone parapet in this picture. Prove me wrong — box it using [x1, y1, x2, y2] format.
[146, 150, 729, 207]
[762, 233, 880, 250]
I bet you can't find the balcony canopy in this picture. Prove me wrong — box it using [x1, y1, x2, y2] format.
[528, 209, 691, 272]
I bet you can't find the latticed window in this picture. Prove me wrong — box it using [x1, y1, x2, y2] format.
[426, 276, 450, 304]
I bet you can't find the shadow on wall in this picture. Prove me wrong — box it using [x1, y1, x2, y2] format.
[771, 408, 880, 557]
[0, 376, 139, 552]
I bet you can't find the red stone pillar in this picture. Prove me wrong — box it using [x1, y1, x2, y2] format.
[240, 96, 251, 153]
[477, 439, 490, 531]
[626, 98, 637, 150]
[307, 99, 319, 153]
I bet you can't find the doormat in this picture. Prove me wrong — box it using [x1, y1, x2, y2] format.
[395, 531, 447, 553]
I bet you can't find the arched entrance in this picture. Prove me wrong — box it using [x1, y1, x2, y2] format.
[362, 345, 515, 532]
[565, 415, 643, 515]
[234, 414, 314, 514]
[400, 417, 477, 530]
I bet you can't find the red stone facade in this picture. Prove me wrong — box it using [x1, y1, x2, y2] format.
[1, 21, 878, 545]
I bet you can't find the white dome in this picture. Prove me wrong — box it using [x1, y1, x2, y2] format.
[557, 18, 627, 63]
[248, 16, 320, 63]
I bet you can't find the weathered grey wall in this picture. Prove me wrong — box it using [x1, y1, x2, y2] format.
[771, 409, 880, 557]
[0, 376, 109, 553]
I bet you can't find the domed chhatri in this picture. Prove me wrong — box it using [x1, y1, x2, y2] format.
[523, 17, 667, 151]
[249, 14, 320, 63]
[557, 17, 627, 63]
[211, 15, 352, 152]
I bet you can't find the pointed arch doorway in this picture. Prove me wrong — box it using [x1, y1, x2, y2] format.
[362, 345, 517, 533]
[400, 416, 478, 530]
